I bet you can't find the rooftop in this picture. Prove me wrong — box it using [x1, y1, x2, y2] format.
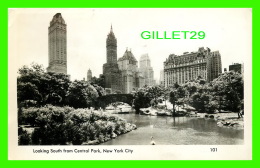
[118, 49, 137, 62]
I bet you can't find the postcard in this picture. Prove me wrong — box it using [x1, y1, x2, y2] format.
[8, 8, 252, 160]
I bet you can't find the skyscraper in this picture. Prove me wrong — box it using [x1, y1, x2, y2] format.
[87, 69, 92, 81]
[207, 50, 222, 81]
[102, 26, 144, 94]
[103, 25, 122, 93]
[47, 13, 67, 74]
[106, 25, 117, 64]
[139, 54, 155, 86]
[159, 70, 164, 85]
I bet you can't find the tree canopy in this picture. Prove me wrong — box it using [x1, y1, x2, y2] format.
[17, 63, 105, 109]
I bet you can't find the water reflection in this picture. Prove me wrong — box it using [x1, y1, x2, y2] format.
[101, 114, 244, 145]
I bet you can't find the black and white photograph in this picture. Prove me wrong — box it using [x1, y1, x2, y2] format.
[8, 8, 252, 160]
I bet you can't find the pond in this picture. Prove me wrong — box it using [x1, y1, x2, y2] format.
[102, 113, 244, 145]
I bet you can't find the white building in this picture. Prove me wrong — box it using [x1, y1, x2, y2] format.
[118, 49, 144, 93]
[139, 54, 155, 86]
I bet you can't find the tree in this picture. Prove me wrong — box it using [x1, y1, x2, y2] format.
[146, 85, 164, 106]
[186, 72, 244, 114]
[92, 84, 105, 97]
[189, 86, 213, 113]
[17, 82, 41, 106]
[66, 80, 99, 108]
[90, 74, 105, 88]
[183, 81, 199, 96]
[211, 71, 244, 116]
[169, 90, 177, 116]
[132, 86, 151, 113]
[44, 72, 71, 106]
[18, 63, 106, 110]
[17, 63, 71, 107]
[17, 64, 45, 106]
[168, 83, 186, 116]
[160, 86, 170, 109]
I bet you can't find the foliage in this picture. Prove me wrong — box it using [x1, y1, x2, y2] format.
[92, 84, 106, 97]
[66, 80, 100, 108]
[145, 85, 164, 104]
[19, 105, 135, 145]
[168, 83, 187, 115]
[17, 63, 105, 109]
[184, 72, 243, 114]
[17, 63, 71, 107]
[169, 90, 177, 115]
[133, 72, 244, 115]
[90, 74, 105, 88]
[132, 85, 164, 113]
[18, 128, 31, 145]
[21, 105, 73, 127]
[210, 71, 244, 112]
[17, 82, 41, 105]
[190, 92, 212, 113]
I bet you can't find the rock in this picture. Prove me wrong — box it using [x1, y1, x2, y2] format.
[115, 130, 121, 135]
[98, 136, 105, 143]
[222, 121, 231, 126]
[104, 137, 111, 141]
[217, 121, 223, 126]
[209, 115, 214, 119]
[111, 132, 117, 139]
[131, 124, 137, 130]
[230, 122, 238, 126]
[85, 140, 99, 145]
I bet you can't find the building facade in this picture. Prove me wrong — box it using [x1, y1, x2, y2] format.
[207, 51, 222, 81]
[164, 47, 222, 87]
[87, 69, 92, 81]
[103, 26, 122, 93]
[47, 13, 67, 74]
[118, 49, 145, 93]
[103, 26, 144, 94]
[159, 70, 164, 86]
[139, 54, 155, 86]
[229, 63, 242, 73]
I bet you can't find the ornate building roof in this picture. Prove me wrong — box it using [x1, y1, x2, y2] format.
[50, 13, 66, 25]
[118, 49, 137, 64]
[106, 25, 117, 42]
[164, 47, 211, 66]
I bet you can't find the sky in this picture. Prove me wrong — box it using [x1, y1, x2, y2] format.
[9, 8, 251, 82]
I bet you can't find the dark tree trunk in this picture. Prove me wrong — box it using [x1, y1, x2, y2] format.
[172, 103, 175, 117]
[135, 107, 140, 114]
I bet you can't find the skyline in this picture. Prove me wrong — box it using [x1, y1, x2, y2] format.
[9, 8, 251, 81]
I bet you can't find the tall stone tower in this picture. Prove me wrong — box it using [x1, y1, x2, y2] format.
[47, 13, 67, 74]
[106, 25, 117, 63]
[103, 25, 122, 93]
[87, 69, 92, 81]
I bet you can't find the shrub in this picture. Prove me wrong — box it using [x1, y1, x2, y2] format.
[20, 106, 136, 145]
[18, 128, 31, 145]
